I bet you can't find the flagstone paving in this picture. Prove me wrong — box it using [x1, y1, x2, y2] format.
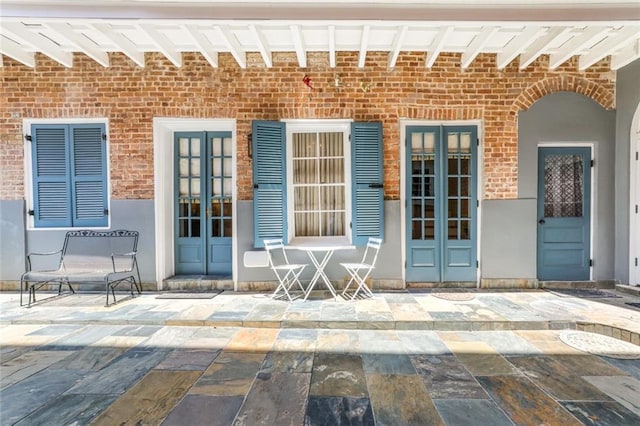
[1, 290, 639, 425]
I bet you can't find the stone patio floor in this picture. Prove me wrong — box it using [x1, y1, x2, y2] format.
[1, 288, 639, 425]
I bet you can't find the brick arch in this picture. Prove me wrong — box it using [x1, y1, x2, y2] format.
[510, 75, 615, 114]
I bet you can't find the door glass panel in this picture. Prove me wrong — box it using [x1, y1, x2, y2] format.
[223, 137, 232, 156]
[448, 219, 458, 239]
[544, 154, 583, 217]
[190, 138, 200, 156]
[213, 158, 222, 175]
[190, 159, 200, 176]
[179, 159, 189, 176]
[460, 133, 472, 153]
[411, 132, 438, 241]
[448, 133, 459, 151]
[212, 137, 222, 155]
[412, 220, 422, 239]
[179, 138, 190, 156]
[460, 177, 470, 196]
[460, 220, 470, 239]
[424, 220, 435, 239]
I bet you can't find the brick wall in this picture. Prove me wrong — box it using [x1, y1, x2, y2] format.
[0, 51, 615, 202]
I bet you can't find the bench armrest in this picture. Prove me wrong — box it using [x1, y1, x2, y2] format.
[26, 250, 63, 271]
[111, 251, 138, 273]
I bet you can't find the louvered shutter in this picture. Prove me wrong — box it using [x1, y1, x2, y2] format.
[252, 121, 287, 248]
[31, 125, 72, 227]
[351, 122, 384, 246]
[70, 124, 108, 227]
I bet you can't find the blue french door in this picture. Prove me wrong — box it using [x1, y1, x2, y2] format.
[537, 147, 591, 281]
[405, 126, 478, 282]
[175, 132, 233, 275]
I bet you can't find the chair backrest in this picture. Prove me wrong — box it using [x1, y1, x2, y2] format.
[61, 230, 138, 273]
[361, 237, 383, 267]
[263, 239, 290, 268]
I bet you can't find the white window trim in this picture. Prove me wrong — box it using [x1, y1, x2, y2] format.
[283, 119, 353, 242]
[22, 117, 111, 231]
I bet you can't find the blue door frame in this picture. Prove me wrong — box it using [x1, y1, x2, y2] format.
[537, 146, 591, 281]
[405, 125, 478, 282]
[175, 132, 232, 276]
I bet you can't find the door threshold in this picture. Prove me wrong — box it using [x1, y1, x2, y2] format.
[163, 275, 233, 291]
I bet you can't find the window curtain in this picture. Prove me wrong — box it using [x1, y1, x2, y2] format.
[293, 132, 345, 236]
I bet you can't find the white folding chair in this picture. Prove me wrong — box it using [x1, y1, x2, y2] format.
[264, 239, 307, 301]
[340, 237, 382, 300]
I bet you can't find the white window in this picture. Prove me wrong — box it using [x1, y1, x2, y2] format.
[286, 121, 351, 239]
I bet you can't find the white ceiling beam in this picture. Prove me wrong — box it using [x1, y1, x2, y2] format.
[290, 24, 306, 68]
[216, 25, 246, 68]
[548, 26, 611, 69]
[426, 26, 453, 68]
[388, 25, 408, 69]
[182, 25, 218, 68]
[460, 26, 498, 69]
[44, 22, 109, 67]
[611, 38, 640, 70]
[137, 23, 182, 67]
[578, 26, 640, 70]
[0, 34, 36, 67]
[1, 22, 73, 67]
[91, 23, 145, 67]
[519, 26, 569, 69]
[249, 24, 272, 68]
[496, 26, 546, 69]
[328, 25, 336, 68]
[358, 24, 371, 68]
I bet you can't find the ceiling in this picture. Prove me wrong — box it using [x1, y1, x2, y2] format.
[1, 1, 639, 70]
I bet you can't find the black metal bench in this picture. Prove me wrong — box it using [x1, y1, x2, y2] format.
[20, 229, 142, 307]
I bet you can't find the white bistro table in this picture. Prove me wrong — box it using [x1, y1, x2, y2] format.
[286, 237, 355, 301]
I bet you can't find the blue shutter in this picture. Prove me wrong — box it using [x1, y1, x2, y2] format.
[31, 125, 72, 227]
[252, 121, 287, 248]
[351, 122, 384, 246]
[70, 124, 108, 227]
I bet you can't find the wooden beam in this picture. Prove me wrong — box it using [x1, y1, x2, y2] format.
[2, 22, 73, 67]
[182, 25, 218, 68]
[0, 34, 35, 67]
[548, 26, 610, 69]
[137, 23, 182, 67]
[249, 24, 272, 68]
[290, 24, 306, 67]
[578, 26, 640, 70]
[44, 22, 109, 67]
[91, 23, 145, 67]
[358, 25, 370, 68]
[388, 25, 408, 69]
[425, 26, 453, 68]
[328, 25, 336, 68]
[461, 26, 497, 69]
[496, 26, 545, 69]
[216, 25, 246, 68]
[611, 38, 640, 70]
[519, 26, 568, 69]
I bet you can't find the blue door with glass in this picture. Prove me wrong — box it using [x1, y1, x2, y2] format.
[175, 132, 233, 275]
[406, 126, 478, 282]
[537, 147, 591, 280]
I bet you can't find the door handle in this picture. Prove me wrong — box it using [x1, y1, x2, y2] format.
[538, 219, 545, 225]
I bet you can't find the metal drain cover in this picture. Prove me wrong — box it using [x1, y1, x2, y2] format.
[559, 330, 640, 360]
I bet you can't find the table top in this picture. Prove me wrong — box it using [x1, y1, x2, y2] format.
[286, 237, 356, 251]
